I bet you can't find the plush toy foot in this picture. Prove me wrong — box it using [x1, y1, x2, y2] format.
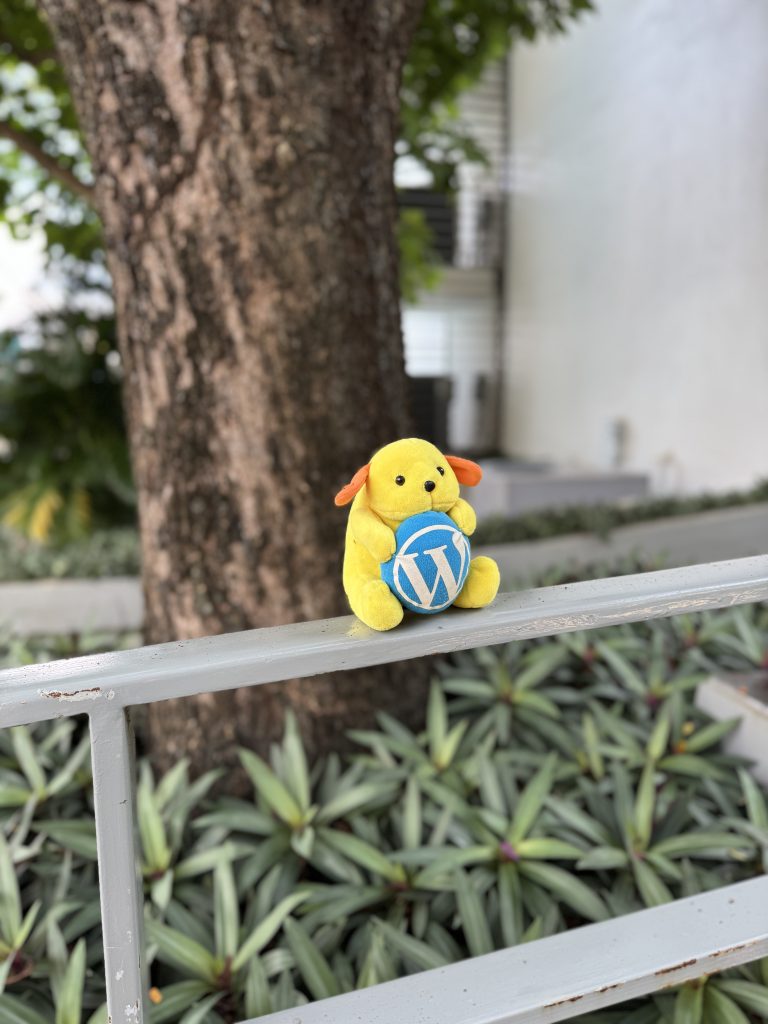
[453, 556, 500, 609]
[350, 579, 404, 631]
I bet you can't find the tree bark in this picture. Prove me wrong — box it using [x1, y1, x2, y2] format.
[39, 0, 430, 773]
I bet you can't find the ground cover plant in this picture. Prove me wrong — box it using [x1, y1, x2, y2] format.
[0, 602, 767, 1024]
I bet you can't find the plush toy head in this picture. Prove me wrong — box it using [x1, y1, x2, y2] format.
[334, 437, 482, 522]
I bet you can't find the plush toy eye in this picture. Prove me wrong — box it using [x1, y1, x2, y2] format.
[437, 466, 445, 476]
[395, 475, 405, 486]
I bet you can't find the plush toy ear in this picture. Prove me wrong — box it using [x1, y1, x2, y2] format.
[334, 464, 370, 506]
[446, 455, 483, 486]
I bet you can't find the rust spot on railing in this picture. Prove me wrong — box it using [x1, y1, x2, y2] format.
[656, 958, 697, 975]
[711, 940, 757, 957]
[598, 983, 621, 994]
[41, 686, 101, 701]
[544, 994, 584, 1008]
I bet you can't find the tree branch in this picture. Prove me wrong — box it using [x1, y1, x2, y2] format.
[0, 119, 93, 202]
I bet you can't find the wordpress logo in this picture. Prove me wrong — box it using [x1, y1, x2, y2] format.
[381, 512, 470, 615]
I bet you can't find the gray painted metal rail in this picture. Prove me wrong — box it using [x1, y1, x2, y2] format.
[1, 555, 768, 1024]
[255, 876, 768, 1024]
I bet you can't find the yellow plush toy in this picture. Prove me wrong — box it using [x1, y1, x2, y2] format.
[334, 437, 500, 631]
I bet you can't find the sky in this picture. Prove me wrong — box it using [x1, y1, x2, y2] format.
[0, 225, 64, 331]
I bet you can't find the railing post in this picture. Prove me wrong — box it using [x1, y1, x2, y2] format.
[89, 706, 146, 1023]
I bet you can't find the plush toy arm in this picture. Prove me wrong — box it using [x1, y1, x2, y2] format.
[349, 508, 397, 562]
[448, 497, 477, 537]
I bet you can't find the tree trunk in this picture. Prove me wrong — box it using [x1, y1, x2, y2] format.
[40, 0, 430, 773]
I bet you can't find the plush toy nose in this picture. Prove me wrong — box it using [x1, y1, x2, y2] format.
[424, 479, 436, 492]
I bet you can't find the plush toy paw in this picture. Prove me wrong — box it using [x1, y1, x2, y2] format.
[351, 579, 404, 632]
[453, 555, 500, 609]
[364, 528, 397, 565]
[448, 498, 477, 537]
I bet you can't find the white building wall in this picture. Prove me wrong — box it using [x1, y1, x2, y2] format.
[503, 0, 768, 493]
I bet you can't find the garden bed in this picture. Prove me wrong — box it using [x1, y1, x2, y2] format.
[1, 600, 767, 1024]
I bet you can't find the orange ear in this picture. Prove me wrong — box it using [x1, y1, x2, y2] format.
[446, 455, 482, 486]
[334, 463, 370, 506]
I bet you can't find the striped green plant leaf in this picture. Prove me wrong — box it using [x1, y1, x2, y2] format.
[283, 918, 339, 1001]
[455, 870, 493, 957]
[239, 750, 303, 827]
[232, 891, 308, 972]
[145, 920, 217, 983]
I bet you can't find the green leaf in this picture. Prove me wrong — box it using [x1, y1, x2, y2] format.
[138, 778, 171, 873]
[658, 754, 728, 780]
[634, 761, 657, 850]
[148, 982, 211, 1024]
[738, 769, 767, 830]
[145, 920, 218, 983]
[442, 678, 494, 699]
[10, 727, 46, 796]
[283, 918, 339, 1001]
[239, 750, 303, 827]
[177, 992, 222, 1024]
[321, 829, 402, 882]
[509, 753, 557, 843]
[632, 858, 672, 908]
[577, 847, 629, 871]
[651, 832, 754, 859]
[150, 871, 173, 913]
[154, 760, 189, 810]
[402, 776, 421, 850]
[0, 995, 51, 1024]
[232, 891, 308, 972]
[213, 861, 239, 961]
[519, 861, 608, 922]
[316, 780, 396, 825]
[37, 821, 98, 860]
[174, 840, 252, 879]
[374, 919, 449, 972]
[14, 901, 41, 950]
[55, 938, 86, 1024]
[455, 871, 493, 957]
[674, 983, 704, 1024]
[244, 956, 273, 1018]
[514, 644, 568, 691]
[516, 690, 561, 719]
[46, 735, 91, 797]
[427, 682, 448, 765]
[717, 980, 768, 1016]
[498, 862, 522, 947]
[596, 643, 646, 695]
[0, 836, 20, 944]
[684, 718, 739, 754]
[546, 797, 612, 845]
[282, 712, 311, 813]
[582, 713, 604, 778]
[647, 709, 671, 762]
[84, 1003, 107, 1024]
[703, 986, 749, 1024]
[193, 805, 274, 835]
[435, 720, 467, 770]
[516, 838, 582, 860]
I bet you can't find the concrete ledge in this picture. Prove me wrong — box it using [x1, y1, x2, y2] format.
[0, 576, 143, 636]
[483, 503, 768, 583]
[696, 674, 768, 785]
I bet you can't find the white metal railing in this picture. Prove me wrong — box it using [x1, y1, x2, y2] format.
[2, 555, 768, 1024]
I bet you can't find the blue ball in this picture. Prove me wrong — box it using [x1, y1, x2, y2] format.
[380, 511, 471, 615]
